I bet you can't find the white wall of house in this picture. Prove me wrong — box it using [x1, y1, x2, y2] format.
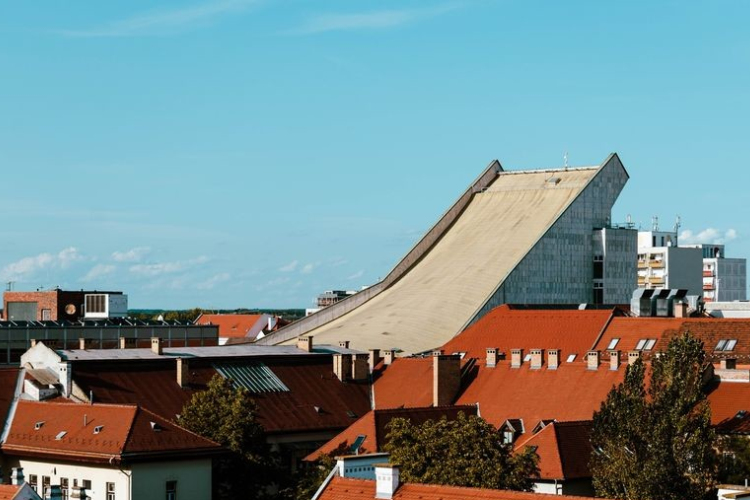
[10, 458, 130, 500]
[130, 459, 212, 500]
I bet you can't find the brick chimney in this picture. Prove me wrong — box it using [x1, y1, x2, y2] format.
[297, 336, 313, 352]
[119, 337, 127, 349]
[511, 349, 523, 368]
[177, 357, 189, 388]
[368, 349, 381, 372]
[11, 467, 23, 486]
[587, 351, 599, 370]
[530, 349, 543, 369]
[609, 350, 620, 370]
[339, 341, 350, 349]
[547, 349, 560, 370]
[333, 354, 352, 382]
[674, 301, 688, 318]
[721, 358, 737, 370]
[151, 337, 162, 355]
[78, 338, 86, 350]
[486, 348, 498, 368]
[351, 354, 369, 381]
[383, 350, 395, 365]
[433, 352, 461, 407]
[375, 464, 400, 499]
[628, 351, 641, 365]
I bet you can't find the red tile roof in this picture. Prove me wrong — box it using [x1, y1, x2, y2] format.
[306, 405, 478, 462]
[514, 421, 593, 480]
[373, 358, 434, 409]
[0, 485, 25, 500]
[706, 380, 750, 433]
[0, 368, 20, 425]
[195, 313, 265, 339]
[71, 357, 371, 435]
[319, 476, 607, 500]
[3, 401, 221, 464]
[442, 305, 615, 365]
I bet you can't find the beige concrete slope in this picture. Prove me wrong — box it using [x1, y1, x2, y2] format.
[285, 167, 600, 354]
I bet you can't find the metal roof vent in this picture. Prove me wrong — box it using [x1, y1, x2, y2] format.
[150, 421, 162, 432]
[34, 421, 44, 430]
[55, 431, 67, 440]
[93, 425, 104, 434]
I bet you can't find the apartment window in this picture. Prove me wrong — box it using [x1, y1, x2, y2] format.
[107, 482, 116, 500]
[607, 338, 620, 350]
[593, 261, 604, 279]
[82, 479, 92, 491]
[42, 476, 50, 497]
[42, 309, 51, 321]
[85, 294, 107, 314]
[29, 475, 38, 493]
[61, 478, 69, 500]
[166, 480, 177, 500]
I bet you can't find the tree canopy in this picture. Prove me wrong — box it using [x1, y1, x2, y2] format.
[591, 332, 716, 500]
[384, 412, 538, 490]
[179, 374, 269, 499]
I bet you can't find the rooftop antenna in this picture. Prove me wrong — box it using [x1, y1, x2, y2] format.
[674, 215, 681, 232]
[5, 281, 14, 292]
[652, 216, 659, 232]
[563, 151, 569, 169]
[626, 214, 634, 229]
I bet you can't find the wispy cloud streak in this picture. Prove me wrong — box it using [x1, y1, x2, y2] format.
[288, 3, 460, 35]
[59, 0, 259, 38]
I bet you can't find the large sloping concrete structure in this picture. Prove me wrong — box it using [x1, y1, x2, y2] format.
[258, 153, 633, 354]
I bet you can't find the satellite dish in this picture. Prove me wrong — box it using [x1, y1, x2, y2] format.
[65, 304, 76, 315]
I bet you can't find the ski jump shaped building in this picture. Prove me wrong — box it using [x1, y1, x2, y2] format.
[258, 153, 636, 354]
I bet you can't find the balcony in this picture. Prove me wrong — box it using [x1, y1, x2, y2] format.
[703, 270, 714, 277]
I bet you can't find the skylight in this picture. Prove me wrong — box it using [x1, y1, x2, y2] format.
[635, 339, 656, 351]
[715, 339, 737, 352]
[607, 338, 620, 350]
[566, 354, 577, 363]
[55, 431, 67, 440]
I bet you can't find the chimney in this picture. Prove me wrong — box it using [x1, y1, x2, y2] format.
[383, 350, 395, 365]
[587, 351, 599, 370]
[119, 337, 127, 349]
[530, 349, 543, 369]
[351, 354, 369, 381]
[50, 485, 63, 500]
[177, 358, 189, 388]
[78, 338, 86, 350]
[368, 349, 381, 372]
[674, 301, 688, 318]
[547, 349, 560, 370]
[11, 467, 23, 486]
[339, 340, 350, 349]
[297, 336, 313, 352]
[70, 487, 86, 499]
[375, 464, 400, 499]
[333, 354, 352, 382]
[486, 348, 498, 368]
[433, 353, 461, 407]
[59, 363, 72, 397]
[609, 350, 620, 370]
[30, 339, 37, 348]
[511, 349, 523, 368]
[151, 337, 162, 355]
[628, 351, 641, 365]
[721, 358, 737, 370]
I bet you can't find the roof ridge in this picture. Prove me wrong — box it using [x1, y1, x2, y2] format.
[121, 406, 140, 454]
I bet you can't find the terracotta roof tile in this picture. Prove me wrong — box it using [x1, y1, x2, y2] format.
[319, 476, 609, 500]
[373, 358, 433, 409]
[306, 406, 478, 462]
[195, 313, 266, 339]
[442, 305, 615, 364]
[0, 485, 24, 500]
[2, 401, 220, 463]
[706, 380, 750, 433]
[515, 421, 592, 480]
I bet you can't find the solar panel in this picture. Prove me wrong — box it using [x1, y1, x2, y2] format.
[213, 362, 290, 393]
[349, 435, 366, 454]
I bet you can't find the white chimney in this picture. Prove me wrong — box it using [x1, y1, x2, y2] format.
[587, 351, 599, 370]
[511, 349, 522, 368]
[628, 351, 641, 365]
[383, 350, 395, 365]
[486, 348, 498, 368]
[368, 349, 381, 372]
[297, 336, 313, 352]
[11, 467, 23, 486]
[375, 464, 400, 499]
[151, 337, 162, 355]
[609, 350, 620, 370]
[547, 349, 560, 370]
[78, 338, 86, 350]
[530, 349, 543, 369]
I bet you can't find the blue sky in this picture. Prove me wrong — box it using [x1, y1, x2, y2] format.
[1, 0, 748, 309]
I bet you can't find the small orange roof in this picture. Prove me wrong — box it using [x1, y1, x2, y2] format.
[373, 358, 434, 409]
[514, 421, 593, 480]
[3, 401, 221, 463]
[706, 380, 750, 433]
[195, 313, 265, 339]
[319, 476, 608, 500]
[0, 485, 24, 500]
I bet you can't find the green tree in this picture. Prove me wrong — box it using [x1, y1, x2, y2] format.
[591, 333, 717, 500]
[718, 436, 750, 485]
[384, 412, 538, 490]
[179, 374, 269, 499]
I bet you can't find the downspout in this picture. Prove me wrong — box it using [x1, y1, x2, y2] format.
[110, 456, 132, 500]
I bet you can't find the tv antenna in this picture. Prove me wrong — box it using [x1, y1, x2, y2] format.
[563, 151, 569, 169]
[5, 281, 14, 292]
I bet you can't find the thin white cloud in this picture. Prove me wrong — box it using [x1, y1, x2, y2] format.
[347, 270, 364, 280]
[279, 260, 299, 272]
[112, 247, 151, 263]
[1, 247, 86, 281]
[81, 264, 116, 282]
[679, 228, 739, 246]
[301, 263, 316, 274]
[129, 256, 209, 277]
[59, 0, 259, 38]
[195, 273, 231, 290]
[288, 3, 460, 35]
